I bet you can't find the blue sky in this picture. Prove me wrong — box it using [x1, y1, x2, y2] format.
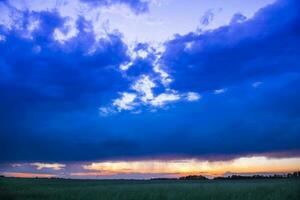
[0, 0, 299, 178]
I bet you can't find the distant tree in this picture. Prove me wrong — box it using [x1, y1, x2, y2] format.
[150, 178, 177, 180]
[288, 171, 300, 178]
[179, 175, 208, 180]
[213, 172, 300, 180]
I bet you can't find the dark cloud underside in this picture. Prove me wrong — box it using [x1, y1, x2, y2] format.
[0, 0, 300, 162]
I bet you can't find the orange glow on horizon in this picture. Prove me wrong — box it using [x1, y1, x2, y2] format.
[81, 156, 300, 177]
[70, 172, 118, 176]
[2, 156, 300, 178]
[2, 172, 56, 178]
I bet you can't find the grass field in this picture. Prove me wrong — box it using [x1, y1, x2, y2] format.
[0, 177, 299, 200]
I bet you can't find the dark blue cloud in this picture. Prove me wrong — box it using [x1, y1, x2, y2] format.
[0, 0, 300, 163]
[125, 43, 157, 78]
[0, 10, 131, 162]
[162, 0, 300, 93]
[0, 11, 129, 103]
[230, 13, 247, 24]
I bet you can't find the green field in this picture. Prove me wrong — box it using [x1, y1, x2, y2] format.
[1, 177, 299, 200]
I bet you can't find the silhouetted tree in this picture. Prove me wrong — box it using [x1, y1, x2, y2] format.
[179, 175, 208, 180]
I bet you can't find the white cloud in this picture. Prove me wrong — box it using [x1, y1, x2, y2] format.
[53, 19, 79, 43]
[105, 76, 180, 113]
[31, 163, 66, 170]
[150, 92, 180, 107]
[11, 163, 22, 167]
[101, 78, 201, 115]
[99, 107, 116, 116]
[184, 41, 194, 51]
[113, 92, 137, 111]
[126, 42, 152, 61]
[214, 88, 226, 94]
[120, 62, 132, 71]
[152, 44, 172, 86]
[27, 17, 40, 33]
[136, 49, 148, 59]
[131, 75, 156, 102]
[154, 64, 172, 86]
[186, 92, 201, 101]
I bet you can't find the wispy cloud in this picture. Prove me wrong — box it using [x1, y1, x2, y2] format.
[31, 163, 66, 170]
[150, 92, 181, 107]
[185, 92, 201, 102]
[252, 81, 263, 88]
[113, 92, 137, 111]
[214, 88, 226, 94]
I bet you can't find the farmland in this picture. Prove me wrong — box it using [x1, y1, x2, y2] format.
[1, 177, 299, 200]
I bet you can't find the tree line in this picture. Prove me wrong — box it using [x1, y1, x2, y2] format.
[151, 172, 300, 180]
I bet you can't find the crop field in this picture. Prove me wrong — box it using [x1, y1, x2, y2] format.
[0, 177, 299, 200]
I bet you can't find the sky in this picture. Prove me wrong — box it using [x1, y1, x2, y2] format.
[0, 0, 299, 179]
